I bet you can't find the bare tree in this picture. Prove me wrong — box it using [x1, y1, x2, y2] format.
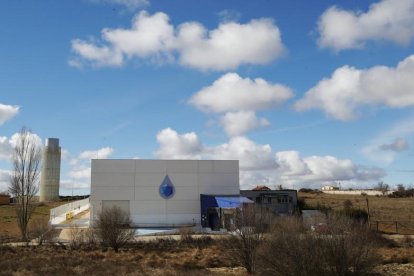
[94, 206, 135, 252]
[223, 204, 271, 273]
[375, 181, 389, 196]
[8, 127, 42, 241]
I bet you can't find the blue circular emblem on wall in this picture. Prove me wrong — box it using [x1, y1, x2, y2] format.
[159, 175, 175, 199]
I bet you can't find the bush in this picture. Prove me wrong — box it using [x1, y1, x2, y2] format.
[256, 215, 379, 276]
[29, 216, 59, 245]
[94, 206, 135, 252]
[69, 226, 97, 250]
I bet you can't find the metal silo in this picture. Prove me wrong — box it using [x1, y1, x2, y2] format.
[39, 138, 61, 202]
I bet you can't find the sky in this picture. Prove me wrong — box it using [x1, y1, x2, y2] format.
[1, 0, 414, 195]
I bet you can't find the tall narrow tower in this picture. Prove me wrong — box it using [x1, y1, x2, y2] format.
[40, 138, 61, 202]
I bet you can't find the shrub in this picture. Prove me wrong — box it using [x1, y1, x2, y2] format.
[94, 206, 135, 252]
[257, 215, 379, 276]
[29, 216, 59, 245]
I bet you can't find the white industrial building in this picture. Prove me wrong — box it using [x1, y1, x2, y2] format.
[90, 159, 240, 227]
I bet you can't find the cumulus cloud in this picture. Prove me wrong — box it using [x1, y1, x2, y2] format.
[153, 128, 384, 188]
[379, 138, 409, 152]
[275, 151, 385, 185]
[61, 179, 90, 190]
[317, 0, 414, 51]
[154, 128, 203, 159]
[220, 111, 270, 137]
[189, 73, 293, 113]
[68, 167, 91, 180]
[70, 11, 284, 71]
[78, 147, 114, 159]
[89, 0, 149, 11]
[0, 169, 11, 193]
[0, 132, 42, 160]
[295, 55, 414, 120]
[0, 103, 19, 125]
[154, 128, 275, 170]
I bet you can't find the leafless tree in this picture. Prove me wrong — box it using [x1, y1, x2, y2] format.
[94, 206, 135, 252]
[223, 204, 272, 273]
[375, 181, 389, 196]
[8, 127, 42, 241]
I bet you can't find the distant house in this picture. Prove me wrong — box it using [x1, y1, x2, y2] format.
[0, 194, 10, 205]
[321, 185, 339, 191]
[240, 186, 297, 214]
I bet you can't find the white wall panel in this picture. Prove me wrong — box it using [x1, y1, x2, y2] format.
[198, 160, 214, 173]
[135, 160, 167, 173]
[213, 160, 238, 173]
[130, 200, 166, 214]
[166, 200, 199, 214]
[93, 187, 134, 200]
[92, 173, 134, 187]
[198, 173, 238, 188]
[168, 173, 198, 187]
[92, 159, 135, 173]
[134, 173, 164, 187]
[170, 186, 198, 201]
[166, 160, 198, 173]
[135, 186, 162, 200]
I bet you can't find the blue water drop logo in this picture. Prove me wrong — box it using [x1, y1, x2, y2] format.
[159, 175, 175, 199]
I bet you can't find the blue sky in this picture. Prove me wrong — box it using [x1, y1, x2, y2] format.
[1, 0, 414, 195]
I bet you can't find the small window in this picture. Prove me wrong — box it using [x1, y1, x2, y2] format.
[267, 197, 271, 204]
[256, 197, 261, 204]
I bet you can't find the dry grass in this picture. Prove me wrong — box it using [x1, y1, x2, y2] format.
[0, 240, 244, 276]
[299, 192, 414, 234]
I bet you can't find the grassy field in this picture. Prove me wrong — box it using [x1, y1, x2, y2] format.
[0, 201, 67, 241]
[299, 192, 414, 234]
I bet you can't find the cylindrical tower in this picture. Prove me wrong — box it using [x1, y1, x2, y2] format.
[39, 138, 61, 202]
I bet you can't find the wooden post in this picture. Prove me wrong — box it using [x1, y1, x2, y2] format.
[365, 197, 370, 226]
[395, 221, 398, 234]
[376, 221, 379, 232]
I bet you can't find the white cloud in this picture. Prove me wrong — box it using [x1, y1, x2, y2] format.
[89, 0, 149, 11]
[295, 55, 414, 120]
[0, 103, 19, 125]
[71, 11, 284, 71]
[0, 136, 13, 159]
[60, 179, 90, 190]
[220, 111, 270, 137]
[189, 73, 293, 113]
[78, 147, 114, 159]
[68, 167, 91, 180]
[177, 18, 284, 70]
[317, 0, 414, 51]
[71, 40, 123, 67]
[0, 131, 42, 160]
[153, 128, 384, 189]
[275, 150, 385, 186]
[208, 136, 276, 170]
[362, 117, 414, 164]
[0, 169, 11, 193]
[154, 128, 203, 159]
[379, 138, 409, 152]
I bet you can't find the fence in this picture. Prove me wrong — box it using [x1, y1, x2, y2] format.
[50, 197, 90, 225]
[370, 220, 414, 235]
